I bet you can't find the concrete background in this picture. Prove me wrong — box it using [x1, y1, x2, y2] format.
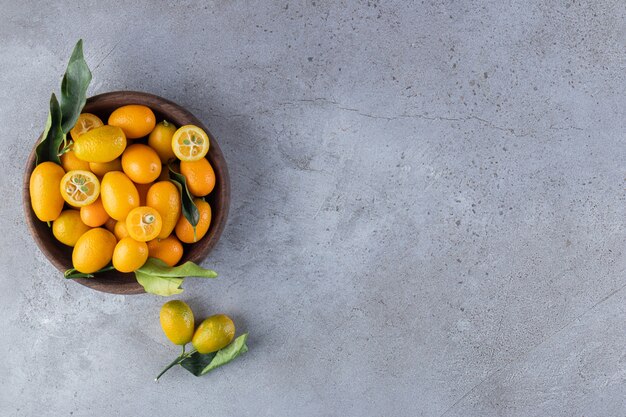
[1, 1, 625, 416]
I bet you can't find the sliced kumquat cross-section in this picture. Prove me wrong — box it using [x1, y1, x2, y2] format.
[171, 125, 210, 161]
[125, 206, 163, 242]
[70, 113, 104, 141]
[60, 170, 100, 207]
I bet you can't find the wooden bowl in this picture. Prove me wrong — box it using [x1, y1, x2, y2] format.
[22, 91, 230, 295]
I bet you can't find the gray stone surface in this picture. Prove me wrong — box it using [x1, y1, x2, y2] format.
[1, 0, 625, 415]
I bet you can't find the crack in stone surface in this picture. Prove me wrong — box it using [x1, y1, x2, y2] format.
[274, 98, 584, 138]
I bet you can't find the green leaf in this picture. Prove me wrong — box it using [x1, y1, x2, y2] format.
[35, 40, 91, 165]
[35, 93, 64, 165]
[134, 258, 217, 296]
[64, 265, 115, 279]
[135, 271, 184, 296]
[138, 258, 218, 278]
[180, 334, 249, 376]
[60, 39, 92, 134]
[168, 165, 199, 228]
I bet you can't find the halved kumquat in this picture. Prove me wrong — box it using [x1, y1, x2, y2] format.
[126, 206, 162, 242]
[171, 125, 209, 161]
[60, 170, 100, 207]
[69, 113, 104, 141]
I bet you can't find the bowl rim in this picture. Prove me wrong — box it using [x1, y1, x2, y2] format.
[22, 91, 230, 295]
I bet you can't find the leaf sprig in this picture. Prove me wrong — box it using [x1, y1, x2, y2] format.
[64, 258, 217, 296]
[34, 94, 64, 165]
[156, 333, 249, 380]
[35, 40, 91, 165]
[135, 258, 218, 296]
[59, 40, 92, 134]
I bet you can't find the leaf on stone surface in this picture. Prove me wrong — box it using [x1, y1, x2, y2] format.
[168, 164, 199, 229]
[180, 334, 249, 376]
[134, 258, 217, 296]
[35, 93, 64, 165]
[60, 39, 92, 134]
[135, 271, 185, 296]
[138, 258, 217, 278]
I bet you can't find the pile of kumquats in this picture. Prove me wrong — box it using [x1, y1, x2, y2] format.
[29, 105, 215, 275]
